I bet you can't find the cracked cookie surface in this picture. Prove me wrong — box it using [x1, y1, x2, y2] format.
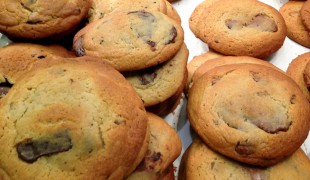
[187, 63, 310, 166]
[73, 10, 184, 72]
[0, 57, 149, 179]
[0, 0, 91, 39]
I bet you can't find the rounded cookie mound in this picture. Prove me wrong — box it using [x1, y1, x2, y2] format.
[179, 138, 310, 180]
[128, 112, 181, 180]
[191, 0, 286, 58]
[187, 63, 310, 166]
[287, 52, 310, 101]
[73, 10, 184, 72]
[123, 43, 188, 107]
[88, 0, 180, 23]
[280, 1, 310, 48]
[0, 0, 91, 39]
[0, 57, 149, 179]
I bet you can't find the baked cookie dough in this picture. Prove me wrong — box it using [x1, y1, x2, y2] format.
[190, 0, 286, 58]
[179, 138, 310, 180]
[280, 1, 310, 48]
[287, 52, 310, 101]
[73, 10, 184, 72]
[0, 0, 91, 39]
[0, 57, 149, 179]
[187, 63, 310, 166]
[128, 112, 181, 180]
[88, 0, 181, 24]
[123, 43, 188, 107]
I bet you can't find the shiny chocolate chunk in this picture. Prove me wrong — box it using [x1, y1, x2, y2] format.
[16, 130, 72, 163]
[165, 27, 177, 45]
[73, 36, 86, 56]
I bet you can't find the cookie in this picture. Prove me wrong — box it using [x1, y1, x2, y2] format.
[187, 63, 310, 166]
[280, 1, 310, 48]
[0, 43, 75, 99]
[73, 10, 184, 72]
[179, 138, 310, 180]
[124, 43, 188, 107]
[0, 0, 91, 39]
[88, 0, 180, 23]
[189, 0, 221, 36]
[185, 50, 223, 94]
[190, 0, 286, 58]
[190, 56, 285, 89]
[0, 57, 149, 179]
[128, 112, 181, 180]
[286, 52, 310, 101]
[301, 0, 310, 31]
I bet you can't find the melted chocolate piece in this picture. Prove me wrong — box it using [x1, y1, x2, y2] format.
[16, 130, 72, 163]
[0, 81, 13, 99]
[147, 40, 156, 51]
[128, 10, 155, 23]
[139, 70, 157, 85]
[165, 27, 177, 45]
[73, 36, 86, 56]
[235, 141, 255, 155]
[136, 151, 162, 171]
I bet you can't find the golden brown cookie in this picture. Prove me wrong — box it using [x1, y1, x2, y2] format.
[179, 138, 310, 180]
[301, 0, 310, 31]
[128, 112, 181, 180]
[190, 0, 286, 58]
[286, 52, 310, 101]
[0, 57, 149, 179]
[187, 63, 310, 166]
[185, 50, 223, 94]
[0, 0, 91, 39]
[123, 43, 188, 107]
[190, 56, 284, 88]
[73, 10, 184, 72]
[280, 1, 310, 48]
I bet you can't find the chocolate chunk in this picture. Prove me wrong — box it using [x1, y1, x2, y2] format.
[225, 19, 244, 30]
[165, 27, 177, 45]
[128, 10, 155, 23]
[73, 36, 86, 56]
[138, 67, 157, 85]
[16, 130, 72, 163]
[147, 40, 156, 51]
[247, 13, 278, 32]
[151, 152, 161, 162]
[0, 81, 13, 99]
[37, 55, 46, 59]
[235, 142, 255, 155]
[136, 151, 162, 171]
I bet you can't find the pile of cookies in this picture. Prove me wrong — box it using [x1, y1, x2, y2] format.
[180, 0, 310, 179]
[182, 54, 310, 178]
[0, 0, 183, 179]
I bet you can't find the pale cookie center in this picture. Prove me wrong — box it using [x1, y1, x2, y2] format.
[225, 13, 277, 32]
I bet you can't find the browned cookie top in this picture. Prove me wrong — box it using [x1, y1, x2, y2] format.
[190, 0, 286, 58]
[179, 138, 310, 180]
[0, 0, 91, 39]
[0, 57, 149, 179]
[187, 63, 310, 166]
[73, 10, 184, 72]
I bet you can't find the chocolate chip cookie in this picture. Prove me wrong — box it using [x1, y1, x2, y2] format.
[187, 63, 310, 166]
[0, 0, 91, 39]
[287, 52, 310, 101]
[88, 0, 181, 24]
[123, 43, 188, 107]
[190, 0, 286, 58]
[128, 112, 181, 180]
[280, 1, 310, 48]
[73, 10, 184, 72]
[0, 57, 149, 179]
[179, 138, 310, 180]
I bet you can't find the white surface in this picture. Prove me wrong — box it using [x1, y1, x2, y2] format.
[169, 0, 310, 177]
